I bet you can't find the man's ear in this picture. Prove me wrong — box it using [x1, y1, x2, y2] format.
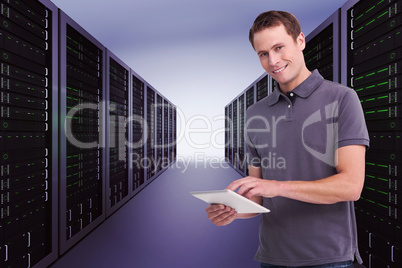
[298, 32, 306, 50]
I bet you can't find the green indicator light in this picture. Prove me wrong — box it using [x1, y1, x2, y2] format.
[378, 68, 388, 73]
[366, 19, 376, 26]
[366, 72, 376, 77]
[366, 199, 375, 204]
[377, 190, 388, 195]
[378, 0, 384, 4]
[355, 14, 363, 21]
[360, 100, 363, 103]
[355, 88, 363, 92]
[366, 85, 376, 89]
[355, 76, 364, 80]
[377, 81, 388, 86]
[366, 175, 375, 178]
[366, 111, 376, 114]
[366, 187, 375, 191]
[397, 32, 401, 35]
[366, 98, 375, 101]
[366, 6, 376, 13]
[355, 26, 364, 33]
[377, 95, 388, 99]
[378, 10, 389, 19]
[378, 164, 388, 168]
[366, 162, 375, 166]
[377, 203, 388, 209]
[377, 109, 388, 112]
[377, 177, 388, 182]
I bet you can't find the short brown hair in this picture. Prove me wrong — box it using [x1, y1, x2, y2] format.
[249, 11, 302, 49]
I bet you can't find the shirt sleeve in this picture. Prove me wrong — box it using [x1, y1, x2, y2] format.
[336, 88, 370, 149]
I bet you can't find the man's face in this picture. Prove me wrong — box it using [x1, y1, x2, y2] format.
[253, 24, 306, 92]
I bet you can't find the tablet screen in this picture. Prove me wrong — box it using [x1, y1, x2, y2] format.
[190, 189, 270, 213]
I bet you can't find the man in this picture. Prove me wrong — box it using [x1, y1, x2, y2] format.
[206, 11, 369, 267]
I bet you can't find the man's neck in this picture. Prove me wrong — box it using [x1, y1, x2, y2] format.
[279, 68, 312, 94]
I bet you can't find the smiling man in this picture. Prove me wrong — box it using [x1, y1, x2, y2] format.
[206, 11, 369, 268]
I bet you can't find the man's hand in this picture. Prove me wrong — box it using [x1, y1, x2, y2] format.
[226, 176, 278, 200]
[205, 204, 237, 226]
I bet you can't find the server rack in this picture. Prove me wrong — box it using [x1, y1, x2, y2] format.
[256, 75, 269, 102]
[169, 102, 174, 164]
[228, 103, 233, 166]
[238, 94, 246, 175]
[233, 99, 238, 169]
[163, 99, 169, 166]
[304, 10, 340, 82]
[105, 50, 130, 217]
[131, 72, 145, 193]
[225, 106, 229, 162]
[342, 0, 402, 266]
[0, 0, 58, 267]
[244, 85, 256, 176]
[59, 11, 106, 254]
[146, 87, 155, 180]
[156, 94, 162, 173]
[172, 105, 177, 162]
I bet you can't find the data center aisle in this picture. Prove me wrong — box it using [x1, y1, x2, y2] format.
[50, 160, 261, 268]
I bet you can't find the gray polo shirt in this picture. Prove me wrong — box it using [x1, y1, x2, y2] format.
[246, 70, 369, 266]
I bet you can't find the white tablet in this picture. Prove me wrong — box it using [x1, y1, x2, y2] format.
[190, 189, 270, 213]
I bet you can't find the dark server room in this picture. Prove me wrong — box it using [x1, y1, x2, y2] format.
[0, 0, 401, 267]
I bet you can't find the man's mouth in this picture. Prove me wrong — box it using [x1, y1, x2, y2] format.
[273, 65, 288, 74]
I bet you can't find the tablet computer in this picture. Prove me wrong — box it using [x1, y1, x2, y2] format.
[190, 189, 270, 213]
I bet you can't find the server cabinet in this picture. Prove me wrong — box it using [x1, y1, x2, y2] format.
[238, 94, 246, 175]
[172, 105, 177, 162]
[246, 86, 256, 109]
[305, 10, 340, 82]
[156, 94, 162, 173]
[256, 75, 269, 102]
[131, 72, 145, 193]
[245, 86, 255, 176]
[228, 103, 233, 166]
[342, 0, 402, 266]
[105, 50, 130, 217]
[169, 102, 174, 164]
[59, 11, 106, 254]
[163, 99, 169, 167]
[232, 99, 238, 169]
[0, 0, 58, 267]
[146, 87, 155, 180]
[225, 106, 229, 162]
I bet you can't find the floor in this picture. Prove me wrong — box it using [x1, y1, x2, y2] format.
[49, 160, 261, 268]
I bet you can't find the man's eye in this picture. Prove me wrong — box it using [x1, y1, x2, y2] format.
[259, 52, 268, 58]
[276, 46, 283, 50]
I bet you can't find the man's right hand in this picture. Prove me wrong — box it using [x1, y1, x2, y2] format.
[205, 204, 237, 226]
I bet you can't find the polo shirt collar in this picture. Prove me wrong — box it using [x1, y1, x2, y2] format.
[268, 69, 324, 106]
